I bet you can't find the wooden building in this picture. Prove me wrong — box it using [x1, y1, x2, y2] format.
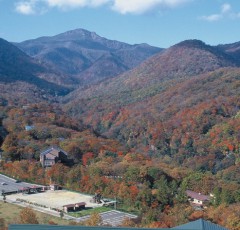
[63, 202, 86, 213]
[186, 190, 211, 208]
[40, 146, 69, 167]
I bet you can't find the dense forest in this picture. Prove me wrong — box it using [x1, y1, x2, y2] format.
[0, 102, 239, 229]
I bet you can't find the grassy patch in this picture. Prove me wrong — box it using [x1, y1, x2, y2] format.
[0, 201, 71, 226]
[67, 206, 113, 218]
[116, 203, 141, 216]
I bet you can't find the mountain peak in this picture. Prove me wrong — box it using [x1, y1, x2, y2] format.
[173, 39, 207, 49]
[54, 28, 101, 41]
[16, 29, 161, 86]
[168, 39, 237, 67]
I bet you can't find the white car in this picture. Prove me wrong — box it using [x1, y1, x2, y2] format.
[1, 182, 7, 185]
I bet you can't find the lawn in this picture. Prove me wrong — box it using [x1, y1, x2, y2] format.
[68, 206, 113, 218]
[0, 201, 72, 227]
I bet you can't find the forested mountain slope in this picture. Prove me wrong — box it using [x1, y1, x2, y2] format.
[66, 39, 237, 105]
[0, 38, 72, 104]
[64, 40, 240, 172]
[218, 41, 240, 65]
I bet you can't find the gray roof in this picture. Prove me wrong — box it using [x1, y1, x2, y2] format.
[186, 190, 210, 201]
[172, 219, 228, 230]
[40, 146, 68, 156]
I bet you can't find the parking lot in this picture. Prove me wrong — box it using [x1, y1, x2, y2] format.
[0, 174, 38, 194]
[77, 210, 138, 226]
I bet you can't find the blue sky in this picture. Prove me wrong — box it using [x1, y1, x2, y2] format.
[1, 0, 240, 48]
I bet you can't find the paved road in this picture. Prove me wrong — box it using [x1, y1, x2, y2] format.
[0, 174, 40, 194]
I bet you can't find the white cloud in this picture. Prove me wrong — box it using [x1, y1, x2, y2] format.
[112, 0, 190, 14]
[14, 0, 192, 14]
[15, 0, 36, 14]
[44, 0, 109, 9]
[201, 14, 222, 22]
[201, 3, 240, 22]
[15, 0, 48, 15]
[14, 0, 111, 14]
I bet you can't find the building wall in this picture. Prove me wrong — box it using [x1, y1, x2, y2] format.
[193, 198, 203, 205]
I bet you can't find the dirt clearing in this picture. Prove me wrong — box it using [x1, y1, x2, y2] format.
[8, 190, 100, 209]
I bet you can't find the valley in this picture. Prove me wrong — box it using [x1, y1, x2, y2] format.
[0, 29, 239, 229]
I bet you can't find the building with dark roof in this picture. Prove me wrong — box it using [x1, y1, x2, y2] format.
[40, 146, 71, 167]
[186, 190, 211, 208]
[173, 218, 228, 230]
[63, 202, 86, 213]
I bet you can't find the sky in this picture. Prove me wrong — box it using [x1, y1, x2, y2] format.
[0, 0, 240, 48]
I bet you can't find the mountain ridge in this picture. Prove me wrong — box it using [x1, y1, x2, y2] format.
[15, 28, 162, 86]
[66, 39, 238, 104]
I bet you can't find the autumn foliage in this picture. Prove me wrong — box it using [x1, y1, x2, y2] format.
[0, 65, 240, 229]
[19, 207, 39, 224]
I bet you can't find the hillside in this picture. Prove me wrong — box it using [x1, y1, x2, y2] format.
[0, 38, 72, 104]
[1, 36, 239, 172]
[16, 28, 162, 86]
[64, 40, 240, 172]
[218, 41, 240, 65]
[65, 39, 238, 109]
[1, 100, 239, 229]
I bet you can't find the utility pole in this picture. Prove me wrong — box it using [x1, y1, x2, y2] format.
[114, 196, 117, 210]
[2, 190, 6, 203]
